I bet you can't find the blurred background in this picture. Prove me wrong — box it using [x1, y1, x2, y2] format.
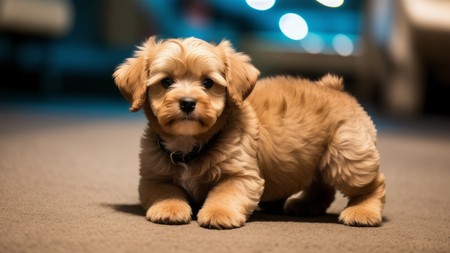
[1, 0, 450, 118]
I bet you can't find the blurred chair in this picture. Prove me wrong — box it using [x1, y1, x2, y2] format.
[0, 0, 146, 96]
[0, 0, 74, 93]
[0, 0, 73, 37]
[367, 0, 450, 116]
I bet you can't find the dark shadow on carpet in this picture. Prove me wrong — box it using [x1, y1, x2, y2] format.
[105, 203, 389, 226]
[250, 211, 341, 224]
[104, 203, 145, 217]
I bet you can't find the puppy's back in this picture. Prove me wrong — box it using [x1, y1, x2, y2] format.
[248, 75, 352, 123]
[247, 75, 374, 136]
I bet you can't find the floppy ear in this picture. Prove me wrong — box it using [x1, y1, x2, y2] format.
[218, 40, 260, 109]
[113, 36, 158, 112]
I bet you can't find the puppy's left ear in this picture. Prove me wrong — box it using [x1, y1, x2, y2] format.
[219, 40, 260, 109]
[113, 36, 158, 112]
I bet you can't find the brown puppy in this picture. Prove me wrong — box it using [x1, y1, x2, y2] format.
[113, 36, 386, 229]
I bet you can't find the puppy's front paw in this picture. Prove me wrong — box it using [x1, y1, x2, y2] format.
[339, 206, 382, 227]
[197, 206, 246, 229]
[146, 199, 192, 225]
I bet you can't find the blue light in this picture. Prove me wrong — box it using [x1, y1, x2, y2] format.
[279, 13, 308, 40]
[246, 0, 276, 11]
[332, 34, 354, 56]
[316, 0, 344, 8]
[301, 33, 324, 54]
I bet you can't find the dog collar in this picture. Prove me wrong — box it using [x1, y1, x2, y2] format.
[157, 134, 219, 165]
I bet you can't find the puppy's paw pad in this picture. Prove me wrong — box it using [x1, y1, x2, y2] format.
[146, 199, 192, 225]
[339, 206, 382, 227]
[197, 206, 246, 229]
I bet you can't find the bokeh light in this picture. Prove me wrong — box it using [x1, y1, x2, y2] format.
[316, 0, 344, 8]
[279, 13, 308, 40]
[246, 0, 276, 11]
[301, 33, 324, 54]
[332, 34, 354, 56]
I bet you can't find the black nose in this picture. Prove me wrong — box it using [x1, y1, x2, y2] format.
[179, 97, 197, 113]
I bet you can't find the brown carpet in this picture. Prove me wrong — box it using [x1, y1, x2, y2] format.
[1, 99, 449, 253]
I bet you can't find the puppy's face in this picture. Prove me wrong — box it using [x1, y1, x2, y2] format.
[113, 36, 260, 136]
[146, 39, 227, 136]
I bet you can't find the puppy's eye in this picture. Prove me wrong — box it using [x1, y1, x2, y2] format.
[202, 78, 214, 89]
[161, 78, 174, 89]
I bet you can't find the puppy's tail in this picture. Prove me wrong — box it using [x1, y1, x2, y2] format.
[316, 74, 344, 91]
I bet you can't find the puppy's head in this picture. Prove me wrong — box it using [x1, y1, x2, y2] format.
[113, 36, 259, 136]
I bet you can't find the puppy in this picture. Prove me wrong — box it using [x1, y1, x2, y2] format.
[113, 36, 386, 229]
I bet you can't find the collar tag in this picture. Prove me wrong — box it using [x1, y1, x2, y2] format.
[157, 132, 221, 166]
[169, 152, 185, 165]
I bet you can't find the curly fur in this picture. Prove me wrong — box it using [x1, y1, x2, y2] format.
[113, 36, 386, 229]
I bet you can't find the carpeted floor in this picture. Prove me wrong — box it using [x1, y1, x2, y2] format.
[1, 98, 449, 253]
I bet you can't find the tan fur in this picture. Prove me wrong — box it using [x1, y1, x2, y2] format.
[113, 36, 386, 229]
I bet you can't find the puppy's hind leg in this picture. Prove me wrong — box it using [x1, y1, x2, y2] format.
[320, 120, 386, 226]
[338, 173, 385, 226]
[283, 172, 336, 217]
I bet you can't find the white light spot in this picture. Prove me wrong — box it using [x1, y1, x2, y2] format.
[301, 33, 324, 54]
[279, 13, 308, 40]
[316, 0, 344, 8]
[332, 34, 354, 56]
[246, 0, 276, 11]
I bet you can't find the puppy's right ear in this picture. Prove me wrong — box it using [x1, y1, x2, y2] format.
[218, 40, 260, 109]
[113, 36, 158, 112]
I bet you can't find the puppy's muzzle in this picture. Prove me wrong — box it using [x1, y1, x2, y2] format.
[179, 97, 197, 114]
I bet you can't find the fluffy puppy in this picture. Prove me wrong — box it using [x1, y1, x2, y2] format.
[113, 36, 386, 229]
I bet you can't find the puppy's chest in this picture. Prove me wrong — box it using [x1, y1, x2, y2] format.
[173, 167, 211, 203]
